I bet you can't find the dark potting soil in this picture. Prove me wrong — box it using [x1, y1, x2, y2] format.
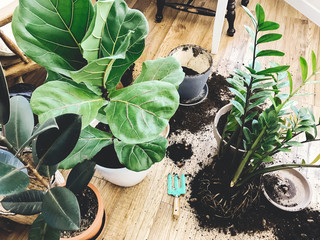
[188, 164, 320, 239]
[166, 142, 193, 167]
[121, 63, 135, 87]
[92, 143, 125, 169]
[61, 186, 98, 238]
[169, 72, 233, 134]
[182, 66, 199, 76]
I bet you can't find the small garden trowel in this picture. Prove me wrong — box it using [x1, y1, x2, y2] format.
[167, 173, 186, 219]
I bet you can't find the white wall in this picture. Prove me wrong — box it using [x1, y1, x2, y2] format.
[286, 0, 320, 26]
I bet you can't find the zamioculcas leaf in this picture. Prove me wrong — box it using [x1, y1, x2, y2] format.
[300, 57, 308, 82]
[5, 96, 34, 150]
[106, 81, 179, 143]
[310, 153, 320, 165]
[42, 187, 80, 231]
[134, 56, 185, 89]
[1, 190, 44, 215]
[256, 65, 290, 75]
[242, 6, 257, 27]
[255, 3, 265, 25]
[0, 63, 9, 125]
[257, 34, 282, 44]
[256, 50, 284, 58]
[258, 21, 280, 31]
[0, 162, 29, 196]
[0, 149, 27, 175]
[231, 100, 244, 115]
[229, 88, 246, 102]
[31, 81, 105, 128]
[66, 160, 96, 194]
[36, 114, 82, 166]
[285, 141, 303, 147]
[29, 215, 60, 240]
[59, 125, 113, 169]
[114, 136, 168, 171]
[311, 51, 317, 73]
[244, 25, 255, 40]
[305, 132, 315, 141]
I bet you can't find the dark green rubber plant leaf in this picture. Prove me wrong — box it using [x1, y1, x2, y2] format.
[114, 136, 168, 171]
[12, 0, 94, 75]
[5, 96, 34, 150]
[0, 149, 27, 175]
[105, 81, 179, 143]
[66, 160, 96, 194]
[30, 81, 105, 128]
[81, 0, 148, 90]
[134, 56, 185, 89]
[1, 189, 44, 215]
[29, 215, 60, 240]
[35, 114, 82, 166]
[0, 162, 29, 196]
[59, 125, 113, 169]
[42, 187, 80, 231]
[0, 63, 9, 125]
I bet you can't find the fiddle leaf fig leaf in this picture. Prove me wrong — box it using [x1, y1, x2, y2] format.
[106, 81, 179, 144]
[0, 149, 27, 175]
[1, 190, 44, 215]
[36, 114, 82, 166]
[42, 187, 80, 231]
[30, 81, 105, 128]
[114, 136, 168, 171]
[59, 125, 113, 169]
[134, 57, 185, 89]
[0, 162, 29, 196]
[13, 0, 94, 73]
[5, 96, 34, 150]
[300, 57, 308, 82]
[66, 160, 95, 194]
[29, 215, 60, 240]
[0, 64, 9, 125]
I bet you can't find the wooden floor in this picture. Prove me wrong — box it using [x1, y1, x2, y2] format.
[1, 0, 320, 239]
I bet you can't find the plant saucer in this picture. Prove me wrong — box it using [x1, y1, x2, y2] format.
[262, 168, 312, 212]
[180, 83, 208, 106]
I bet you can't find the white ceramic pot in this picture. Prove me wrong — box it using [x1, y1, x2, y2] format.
[213, 103, 246, 154]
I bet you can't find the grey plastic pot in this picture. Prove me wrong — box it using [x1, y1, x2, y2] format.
[169, 44, 213, 100]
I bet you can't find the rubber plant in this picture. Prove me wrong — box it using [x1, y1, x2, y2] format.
[0, 64, 96, 239]
[12, 0, 184, 171]
[208, 3, 320, 218]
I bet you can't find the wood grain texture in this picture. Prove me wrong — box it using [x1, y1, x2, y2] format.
[1, 0, 320, 239]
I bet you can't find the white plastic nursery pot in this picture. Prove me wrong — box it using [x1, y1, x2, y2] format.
[213, 103, 246, 154]
[262, 168, 312, 212]
[169, 44, 213, 100]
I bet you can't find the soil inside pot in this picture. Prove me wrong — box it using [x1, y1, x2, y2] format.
[182, 66, 198, 76]
[92, 144, 125, 169]
[61, 186, 98, 238]
[120, 63, 135, 87]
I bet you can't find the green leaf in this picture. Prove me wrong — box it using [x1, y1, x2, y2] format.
[300, 57, 308, 82]
[310, 153, 320, 165]
[0, 149, 27, 175]
[66, 160, 95, 194]
[285, 129, 293, 140]
[249, 91, 271, 100]
[229, 88, 246, 102]
[305, 132, 315, 141]
[256, 50, 284, 58]
[311, 50, 317, 74]
[247, 97, 268, 111]
[134, 57, 185, 89]
[114, 136, 168, 171]
[230, 100, 244, 115]
[242, 6, 257, 27]
[243, 127, 251, 142]
[42, 187, 80, 231]
[245, 111, 258, 123]
[256, 65, 290, 75]
[285, 141, 303, 147]
[106, 81, 179, 144]
[45, 70, 73, 83]
[258, 21, 280, 31]
[1, 190, 44, 215]
[262, 156, 274, 162]
[36, 114, 82, 166]
[29, 215, 60, 240]
[257, 33, 282, 44]
[59, 125, 113, 169]
[5, 96, 34, 150]
[31, 81, 105, 128]
[278, 80, 290, 89]
[255, 3, 265, 25]
[0, 64, 10, 125]
[13, 0, 94, 74]
[287, 71, 293, 94]
[0, 162, 29, 196]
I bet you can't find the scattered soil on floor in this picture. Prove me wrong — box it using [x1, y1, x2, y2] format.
[169, 72, 233, 134]
[61, 186, 98, 238]
[166, 141, 193, 167]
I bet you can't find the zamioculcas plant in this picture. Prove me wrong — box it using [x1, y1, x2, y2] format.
[0, 64, 96, 239]
[12, 0, 184, 171]
[203, 3, 320, 218]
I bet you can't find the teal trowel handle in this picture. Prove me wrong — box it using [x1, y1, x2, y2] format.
[173, 195, 180, 219]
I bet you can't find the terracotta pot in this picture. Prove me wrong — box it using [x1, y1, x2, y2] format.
[61, 182, 105, 240]
[213, 103, 246, 154]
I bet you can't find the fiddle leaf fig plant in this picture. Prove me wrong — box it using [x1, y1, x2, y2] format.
[12, 0, 184, 170]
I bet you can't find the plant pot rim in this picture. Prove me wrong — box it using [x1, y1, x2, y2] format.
[262, 168, 312, 212]
[60, 182, 105, 240]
